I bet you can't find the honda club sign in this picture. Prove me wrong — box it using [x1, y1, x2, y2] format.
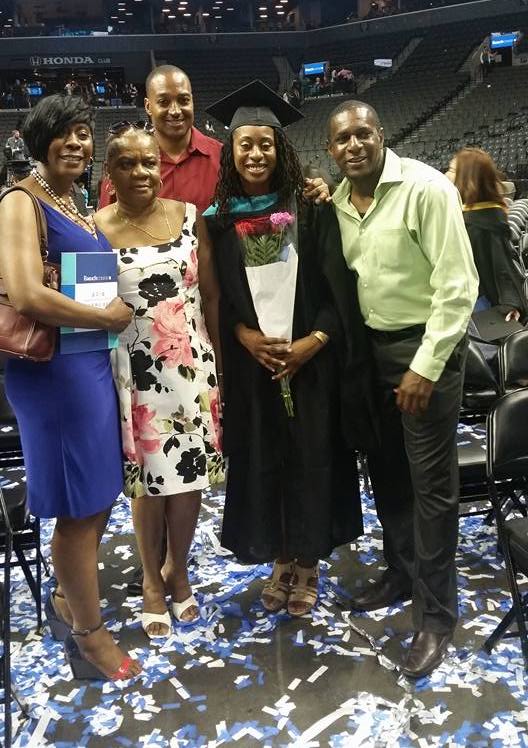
[29, 56, 111, 67]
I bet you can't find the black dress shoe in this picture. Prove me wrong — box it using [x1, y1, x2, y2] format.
[126, 565, 144, 596]
[401, 630, 452, 679]
[349, 570, 412, 612]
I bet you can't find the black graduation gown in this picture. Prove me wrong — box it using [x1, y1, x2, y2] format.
[464, 207, 527, 318]
[206, 201, 375, 563]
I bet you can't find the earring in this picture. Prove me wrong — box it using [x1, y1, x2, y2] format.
[87, 157, 94, 167]
[160, 178, 164, 187]
[108, 181, 115, 197]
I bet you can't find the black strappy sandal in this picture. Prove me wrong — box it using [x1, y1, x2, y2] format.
[44, 590, 72, 642]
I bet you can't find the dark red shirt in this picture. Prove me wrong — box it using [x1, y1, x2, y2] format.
[98, 126, 222, 214]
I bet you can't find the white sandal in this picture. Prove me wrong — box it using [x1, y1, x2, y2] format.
[141, 610, 172, 639]
[171, 594, 199, 623]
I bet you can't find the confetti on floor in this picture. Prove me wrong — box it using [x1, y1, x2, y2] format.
[2, 465, 528, 747]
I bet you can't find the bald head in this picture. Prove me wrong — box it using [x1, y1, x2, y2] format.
[145, 65, 191, 97]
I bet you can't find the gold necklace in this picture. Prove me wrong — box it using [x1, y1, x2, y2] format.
[114, 198, 176, 242]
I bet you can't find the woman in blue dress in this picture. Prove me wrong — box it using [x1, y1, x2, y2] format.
[0, 95, 141, 681]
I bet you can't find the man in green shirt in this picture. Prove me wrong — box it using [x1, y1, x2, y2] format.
[327, 100, 479, 678]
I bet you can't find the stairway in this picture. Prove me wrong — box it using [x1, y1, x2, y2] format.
[396, 76, 478, 150]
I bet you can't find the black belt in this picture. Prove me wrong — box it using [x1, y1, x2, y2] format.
[367, 323, 426, 342]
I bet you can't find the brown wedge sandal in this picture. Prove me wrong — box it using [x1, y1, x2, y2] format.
[287, 563, 319, 617]
[261, 560, 294, 612]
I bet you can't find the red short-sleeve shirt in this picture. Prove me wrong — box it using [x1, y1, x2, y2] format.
[99, 127, 222, 214]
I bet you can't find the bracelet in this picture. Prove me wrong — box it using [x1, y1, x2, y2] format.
[311, 330, 329, 345]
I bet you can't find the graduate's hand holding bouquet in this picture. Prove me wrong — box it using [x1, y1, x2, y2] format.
[271, 334, 326, 382]
[235, 326, 290, 373]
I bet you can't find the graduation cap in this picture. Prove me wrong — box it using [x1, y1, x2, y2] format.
[206, 79, 303, 131]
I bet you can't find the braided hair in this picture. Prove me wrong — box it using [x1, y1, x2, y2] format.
[214, 127, 305, 218]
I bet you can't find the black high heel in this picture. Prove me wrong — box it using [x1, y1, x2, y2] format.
[45, 590, 72, 642]
[64, 621, 138, 681]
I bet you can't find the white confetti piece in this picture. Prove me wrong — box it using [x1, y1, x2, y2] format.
[307, 665, 328, 683]
[26, 710, 53, 748]
[54, 687, 80, 703]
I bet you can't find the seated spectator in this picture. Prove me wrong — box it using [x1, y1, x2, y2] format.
[508, 190, 528, 251]
[446, 148, 526, 322]
[124, 82, 138, 107]
[336, 68, 356, 94]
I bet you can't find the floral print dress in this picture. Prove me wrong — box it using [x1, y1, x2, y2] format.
[114, 202, 223, 499]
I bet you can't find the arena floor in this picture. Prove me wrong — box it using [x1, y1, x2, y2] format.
[3, 466, 528, 747]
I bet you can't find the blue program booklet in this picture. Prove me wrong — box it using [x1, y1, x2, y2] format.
[60, 252, 120, 354]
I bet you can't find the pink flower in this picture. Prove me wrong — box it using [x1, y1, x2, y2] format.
[269, 212, 295, 233]
[122, 415, 137, 464]
[152, 298, 194, 368]
[129, 401, 160, 465]
[183, 248, 198, 289]
[209, 386, 222, 453]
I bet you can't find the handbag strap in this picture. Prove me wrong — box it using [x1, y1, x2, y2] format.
[0, 185, 48, 261]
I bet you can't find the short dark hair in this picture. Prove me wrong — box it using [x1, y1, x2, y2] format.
[145, 65, 191, 96]
[23, 94, 94, 163]
[327, 99, 381, 140]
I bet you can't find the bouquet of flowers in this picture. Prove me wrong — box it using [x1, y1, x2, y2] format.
[234, 210, 297, 416]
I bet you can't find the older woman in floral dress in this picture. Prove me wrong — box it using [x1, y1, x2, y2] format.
[95, 123, 223, 639]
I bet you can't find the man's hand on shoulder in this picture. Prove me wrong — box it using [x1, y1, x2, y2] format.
[394, 369, 434, 416]
[303, 177, 332, 204]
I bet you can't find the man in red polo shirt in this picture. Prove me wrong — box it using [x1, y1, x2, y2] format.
[99, 65, 222, 213]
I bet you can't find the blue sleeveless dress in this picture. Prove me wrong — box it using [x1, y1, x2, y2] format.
[4, 203, 123, 519]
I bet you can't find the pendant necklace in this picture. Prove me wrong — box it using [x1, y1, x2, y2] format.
[114, 198, 176, 243]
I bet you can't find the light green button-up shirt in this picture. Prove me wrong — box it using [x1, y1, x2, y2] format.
[333, 147, 479, 382]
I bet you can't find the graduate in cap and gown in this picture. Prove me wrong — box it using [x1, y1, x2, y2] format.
[204, 80, 375, 616]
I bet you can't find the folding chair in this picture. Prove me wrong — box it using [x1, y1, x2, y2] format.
[0, 378, 43, 748]
[498, 328, 528, 395]
[483, 389, 528, 669]
[458, 338, 500, 511]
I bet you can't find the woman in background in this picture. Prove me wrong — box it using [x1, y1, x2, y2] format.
[446, 147, 526, 321]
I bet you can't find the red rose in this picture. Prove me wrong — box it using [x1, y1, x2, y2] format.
[234, 215, 271, 238]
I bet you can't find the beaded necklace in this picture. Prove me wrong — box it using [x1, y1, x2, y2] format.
[114, 198, 176, 243]
[31, 168, 97, 238]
